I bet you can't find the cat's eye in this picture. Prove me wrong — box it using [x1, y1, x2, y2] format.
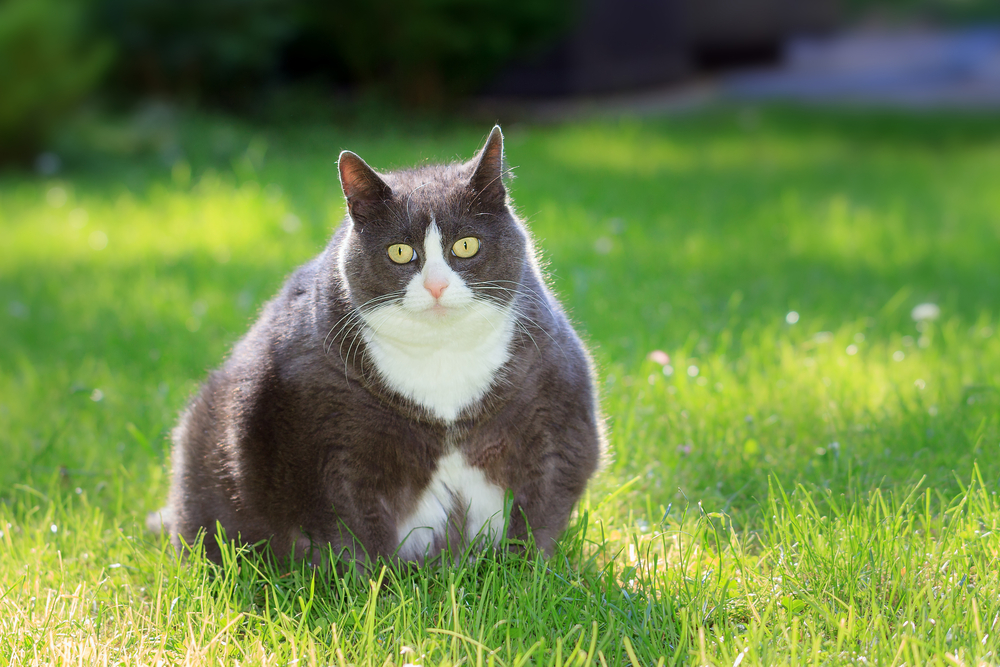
[387, 244, 415, 264]
[452, 237, 480, 258]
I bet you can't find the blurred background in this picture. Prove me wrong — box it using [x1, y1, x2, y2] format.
[2, 0, 999, 166]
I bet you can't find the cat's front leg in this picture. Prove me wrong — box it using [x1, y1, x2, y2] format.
[506, 420, 601, 555]
[295, 488, 400, 571]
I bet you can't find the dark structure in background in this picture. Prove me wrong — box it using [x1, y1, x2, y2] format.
[490, 0, 841, 96]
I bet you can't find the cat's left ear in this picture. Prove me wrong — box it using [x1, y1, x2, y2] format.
[468, 125, 508, 208]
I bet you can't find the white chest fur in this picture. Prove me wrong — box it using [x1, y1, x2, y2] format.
[395, 450, 506, 561]
[362, 311, 513, 421]
[359, 221, 515, 422]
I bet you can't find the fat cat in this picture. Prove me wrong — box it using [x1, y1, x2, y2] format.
[156, 126, 604, 566]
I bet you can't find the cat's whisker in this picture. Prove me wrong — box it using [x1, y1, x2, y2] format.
[344, 317, 372, 378]
[335, 320, 368, 384]
[356, 305, 400, 375]
[465, 284, 525, 303]
[465, 294, 542, 354]
[356, 291, 407, 313]
[466, 280, 556, 307]
[511, 315, 541, 354]
[334, 307, 370, 340]
[326, 290, 406, 356]
[338, 316, 369, 372]
[471, 280, 559, 319]
[465, 281, 560, 350]
[358, 306, 415, 391]
[329, 312, 362, 359]
[324, 307, 360, 355]
[470, 291, 558, 336]
[473, 287, 550, 314]
[509, 304, 563, 351]
[330, 291, 407, 371]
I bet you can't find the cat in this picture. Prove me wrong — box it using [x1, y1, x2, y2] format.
[155, 126, 605, 566]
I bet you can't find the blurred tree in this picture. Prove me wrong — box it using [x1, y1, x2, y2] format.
[297, 0, 575, 103]
[96, 0, 574, 106]
[0, 0, 113, 161]
[98, 0, 295, 103]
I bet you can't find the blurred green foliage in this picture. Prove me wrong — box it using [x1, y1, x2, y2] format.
[297, 0, 573, 102]
[0, 0, 571, 161]
[0, 0, 112, 160]
[97, 0, 573, 104]
[98, 0, 295, 102]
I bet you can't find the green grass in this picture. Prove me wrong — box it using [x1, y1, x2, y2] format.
[1, 106, 999, 665]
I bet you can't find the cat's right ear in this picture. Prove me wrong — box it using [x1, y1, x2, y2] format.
[468, 125, 507, 209]
[339, 151, 392, 224]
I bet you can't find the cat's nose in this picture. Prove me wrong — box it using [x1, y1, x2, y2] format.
[424, 277, 449, 299]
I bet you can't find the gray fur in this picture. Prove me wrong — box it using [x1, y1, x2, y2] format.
[159, 126, 605, 565]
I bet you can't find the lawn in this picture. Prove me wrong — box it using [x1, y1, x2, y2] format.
[1, 106, 999, 665]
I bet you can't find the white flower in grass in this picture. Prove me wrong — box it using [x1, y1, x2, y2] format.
[911, 303, 940, 322]
[647, 350, 669, 365]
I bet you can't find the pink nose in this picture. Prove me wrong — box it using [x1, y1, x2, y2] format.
[424, 278, 449, 299]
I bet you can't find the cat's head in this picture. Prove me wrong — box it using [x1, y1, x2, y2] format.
[336, 126, 528, 321]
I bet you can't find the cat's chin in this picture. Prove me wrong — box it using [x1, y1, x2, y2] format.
[403, 300, 467, 320]
[426, 303, 453, 317]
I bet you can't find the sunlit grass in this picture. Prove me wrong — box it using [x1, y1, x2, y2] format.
[1, 107, 999, 664]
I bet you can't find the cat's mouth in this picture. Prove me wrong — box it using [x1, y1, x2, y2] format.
[394, 299, 456, 319]
[410, 302, 456, 321]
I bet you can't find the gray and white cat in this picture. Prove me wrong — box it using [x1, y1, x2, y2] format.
[157, 126, 604, 566]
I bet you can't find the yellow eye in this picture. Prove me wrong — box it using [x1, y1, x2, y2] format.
[452, 237, 480, 258]
[387, 243, 415, 264]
